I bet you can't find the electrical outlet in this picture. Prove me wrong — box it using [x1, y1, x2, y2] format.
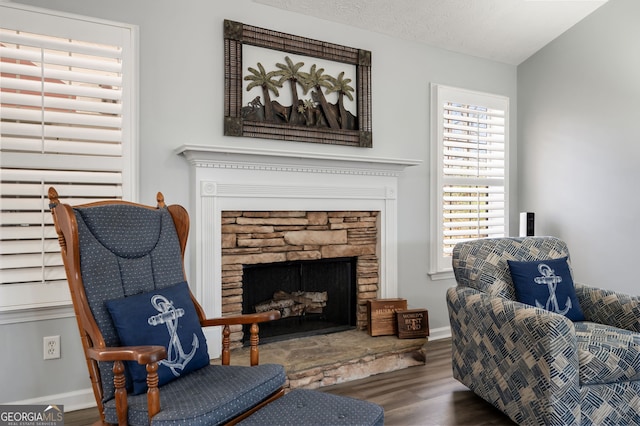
[43, 335, 60, 360]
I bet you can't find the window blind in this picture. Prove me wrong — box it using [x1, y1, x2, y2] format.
[431, 85, 509, 274]
[0, 5, 135, 311]
[442, 101, 505, 252]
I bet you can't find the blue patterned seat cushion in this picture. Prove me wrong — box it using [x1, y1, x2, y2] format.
[103, 363, 286, 426]
[576, 321, 640, 385]
[238, 389, 384, 426]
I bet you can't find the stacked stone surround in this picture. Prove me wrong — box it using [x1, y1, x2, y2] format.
[221, 210, 380, 348]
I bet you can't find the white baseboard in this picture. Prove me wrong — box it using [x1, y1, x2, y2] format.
[9, 388, 96, 412]
[428, 326, 451, 341]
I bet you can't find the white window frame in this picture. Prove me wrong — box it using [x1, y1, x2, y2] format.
[429, 84, 509, 278]
[0, 3, 138, 322]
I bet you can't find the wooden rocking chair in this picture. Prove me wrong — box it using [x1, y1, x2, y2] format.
[48, 187, 285, 425]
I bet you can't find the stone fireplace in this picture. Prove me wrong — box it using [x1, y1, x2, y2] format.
[177, 144, 419, 359]
[221, 210, 378, 347]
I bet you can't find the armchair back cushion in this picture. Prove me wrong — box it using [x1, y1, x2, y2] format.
[452, 236, 570, 300]
[75, 204, 186, 401]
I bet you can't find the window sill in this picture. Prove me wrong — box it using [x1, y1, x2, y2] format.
[0, 281, 73, 324]
[0, 303, 74, 325]
[428, 270, 455, 281]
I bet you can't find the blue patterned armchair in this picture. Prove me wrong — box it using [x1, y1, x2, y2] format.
[447, 237, 640, 425]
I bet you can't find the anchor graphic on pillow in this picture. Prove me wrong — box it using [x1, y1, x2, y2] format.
[534, 263, 571, 315]
[148, 294, 198, 377]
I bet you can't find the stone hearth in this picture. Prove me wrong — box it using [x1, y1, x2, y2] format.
[212, 329, 427, 390]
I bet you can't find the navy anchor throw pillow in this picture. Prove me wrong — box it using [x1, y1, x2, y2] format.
[106, 281, 209, 394]
[508, 257, 585, 322]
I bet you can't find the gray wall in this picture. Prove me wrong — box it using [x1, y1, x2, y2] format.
[518, 0, 640, 292]
[1, 0, 518, 404]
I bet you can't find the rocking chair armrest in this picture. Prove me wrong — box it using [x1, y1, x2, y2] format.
[200, 310, 281, 327]
[201, 311, 281, 366]
[87, 345, 167, 365]
[87, 346, 167, 423]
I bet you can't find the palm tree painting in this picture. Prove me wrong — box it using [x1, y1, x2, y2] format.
[225, 20, 372, 147]
[243, 62, 283, 122]
[298, 64, 340, 129]
[242, 54, 357, 131]
[326, 72, 355, 130]
[274, 56, 307, 125]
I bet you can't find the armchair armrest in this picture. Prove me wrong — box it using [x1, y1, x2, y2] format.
[575, 283, 640, 332]
[200, 310, 281, 327]
[447, 286, 580, 425]
[201, 310, 282, 366]
[87, 345, 167, 423]
[87, 345, 167, 364]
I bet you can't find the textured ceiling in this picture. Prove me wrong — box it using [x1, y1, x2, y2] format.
[253, 0, 608, 65]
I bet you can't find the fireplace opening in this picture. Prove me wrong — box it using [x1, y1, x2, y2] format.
[242, 257, 357, 345]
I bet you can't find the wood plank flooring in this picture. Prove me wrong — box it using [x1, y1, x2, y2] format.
[64, 338, 515, 425]
[324, 338, 514, 426]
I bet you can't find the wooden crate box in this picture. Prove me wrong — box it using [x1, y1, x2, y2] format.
[367, 298, 407, 336]
[396, 309, 429, 339]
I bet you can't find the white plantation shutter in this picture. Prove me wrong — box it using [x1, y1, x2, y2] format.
[430, 84, 509, 275]
[0, 4, 137, 313]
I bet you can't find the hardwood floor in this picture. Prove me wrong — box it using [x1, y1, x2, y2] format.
[64, 338, 514, 425]
[324, 338, 514, 426]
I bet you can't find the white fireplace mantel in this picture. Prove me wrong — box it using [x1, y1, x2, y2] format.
[176, 144, 421, 176]
[176, 144, 420, 357]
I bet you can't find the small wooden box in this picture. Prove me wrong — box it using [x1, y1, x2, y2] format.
[396, 309, 429, 339]
[367, 298, 407, 336]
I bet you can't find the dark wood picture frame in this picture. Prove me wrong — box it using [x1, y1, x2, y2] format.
[224, 19, 372, 148]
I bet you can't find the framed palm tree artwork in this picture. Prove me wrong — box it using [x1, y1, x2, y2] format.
[224, 19, 372, 148]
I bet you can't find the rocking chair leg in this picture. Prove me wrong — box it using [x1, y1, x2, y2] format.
[113, 361, 128, 426]
[249, 323, 259, 366]
[146, 362, 161, 421]
[222, 325, 231, 366]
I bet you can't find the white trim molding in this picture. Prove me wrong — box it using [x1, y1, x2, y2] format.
[176, 145, 419, 176]
[10, 388, 96, 413]
[177, 145, 420, 358]
[428, 326, 452, 341]
[0, 304, 74, 325]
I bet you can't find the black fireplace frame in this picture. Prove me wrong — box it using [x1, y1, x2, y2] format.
[242, 257, 358, 344]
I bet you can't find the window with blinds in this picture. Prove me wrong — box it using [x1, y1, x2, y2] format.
[0, 4, 137, 313]
[430, 84, 509, 275]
